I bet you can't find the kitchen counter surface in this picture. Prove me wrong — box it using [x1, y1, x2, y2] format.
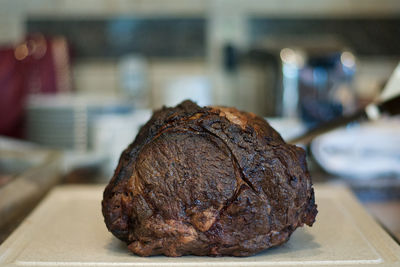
[312, 171, 400, 244]
[365, 201, 400, 243]
[1, 184, 399, 266]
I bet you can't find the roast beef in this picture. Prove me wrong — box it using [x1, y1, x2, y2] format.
[102, 100, 317, 257]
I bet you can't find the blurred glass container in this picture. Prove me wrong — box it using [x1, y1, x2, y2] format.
[296, 50, 357, 127]
[280, 48, 305, 118]
[118, 55, 149, 108]
[243, 37, 357, 119]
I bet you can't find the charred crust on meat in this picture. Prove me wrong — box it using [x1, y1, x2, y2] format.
[102, 100, 318, 257]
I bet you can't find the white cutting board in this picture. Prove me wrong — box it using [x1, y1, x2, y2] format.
[0, 184, 399, 267]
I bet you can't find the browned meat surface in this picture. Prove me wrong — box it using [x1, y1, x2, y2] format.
[102, 100, 317, 257]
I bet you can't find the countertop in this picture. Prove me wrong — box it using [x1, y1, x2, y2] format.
[1, 184, 400, 266]
[312, 170, 400, 243]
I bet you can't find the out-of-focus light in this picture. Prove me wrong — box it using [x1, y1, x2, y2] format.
[280, 48, 305, 67]
[340, 51, 356, 68]
[280, 48, 296, 64]
[14, 43, 29, 60]
[29, 33, 47, 59]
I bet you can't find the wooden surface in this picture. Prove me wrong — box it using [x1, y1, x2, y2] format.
[0, 184, 400, 267]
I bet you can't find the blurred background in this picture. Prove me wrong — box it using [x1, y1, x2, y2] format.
[0, 0, 400, 243]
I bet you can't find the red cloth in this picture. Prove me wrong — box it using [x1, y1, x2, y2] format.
[0, 36, 69, 138]
[0, 48, 26, 137]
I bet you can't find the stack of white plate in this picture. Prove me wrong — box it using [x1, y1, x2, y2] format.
[26, 94, 133, 151]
